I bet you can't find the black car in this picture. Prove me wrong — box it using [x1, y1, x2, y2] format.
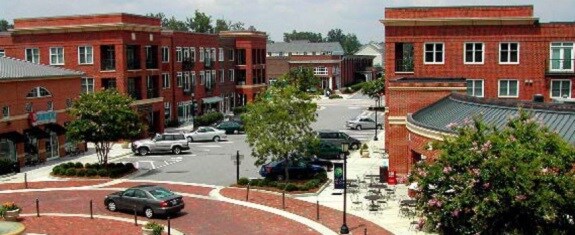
[104, 185, 184, 218]
[259, 159, 326, 181]
[215, 121, 244, 134]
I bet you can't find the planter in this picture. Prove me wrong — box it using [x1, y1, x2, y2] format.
[141, 227, 154, 235]
[3, 209, 20, 221]
[361, 151, 370, 158]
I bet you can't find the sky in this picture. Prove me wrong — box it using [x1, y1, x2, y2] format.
[1, 0, 574, 44]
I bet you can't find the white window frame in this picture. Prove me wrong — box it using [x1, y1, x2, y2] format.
[211, 48, 216, 61]
[200, 71, 205, 85]
[190, 47, 196, 62]
[220, 69, 225, 83]
[464, 42, 484, 64]
[466, 79, 484, 98]
[177, 72, 183, 87]
[164, 102, 171, 121]
[229, 69, 234, 82]
[184, 72, 190, 91]
[0, 49, 5, 57]
[183, 47, 190, 61]
[2, 106, 9, 120]
[550, 42, 574, 72]
[81, 77, 94, 94]
[162, 46, 169, 63]
[50, 47, 65, 65]
[499, 42, 519, 64]
[229, 49, 235, 61]
[78, 46, 93, 65]
[313, 66, 328, 76]
[498, 79, 519, 98]
[25, 48, 40, 64]
[205, 71, 211, 88]
[199, 47, 204, 62]
[162, 73, 170, 89]
[26, 87, 52, 98]
[176, 47, 182, 62]
[191, 71, 196, 86]
[423, 42, 444, 64]
[219, 48, 224, 61]
[550, 79, 572, 98]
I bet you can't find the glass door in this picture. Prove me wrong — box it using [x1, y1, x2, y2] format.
[46, 132, 59, 160]
[550, 42, 574, 71]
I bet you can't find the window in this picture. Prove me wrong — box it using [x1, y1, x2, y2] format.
[162, 73, 170, 89]
[177, 72, 183, 87]
[229, 69, 234, 81]
[183, 47, 190, 60]
[314, 66, 328, 75]
[26, 87, 52, 98]
[200, 71, 205, 85]
[395, 43, 414, 72]
[211, 48, 216, 61]
[47, 101, 53, 110]
[183, 72, 190, 91]
[50, 47, 65, 65]
[199, 47, 204, 62]
[0, 49, 5, 57]
[500, 42, 519, 64]
[550, 80, 571, 98]
[25, 48, 40, 64]
[176, 47, 182, 62]
[464, 43, 484, 64]
[424, 43, 444, 64]
[205, 71, 211, 89]
[191, 71, 196, 86]
[164, 102, 171, 125]
[81, 78, 94, 94]
[212, 70, 216, 85]
[78, 46, 93, 64]
[162, 46, 169, 63]
[228, 49, 235, 61]
[220, 69, 225, 83]
[466, 79, 484, 97]
[550, 42, 574, 71]
[2, 106, 9, 120]
[498, 79, 519, 98]
[190, 47, 196, 62]
[219, 48, 224, 61]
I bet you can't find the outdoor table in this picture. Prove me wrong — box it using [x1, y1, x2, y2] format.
[364, 194, 383, 209]
[401, 199, 417, 207]
[364, 174, 379, 179]
[369, 183, 387, 189]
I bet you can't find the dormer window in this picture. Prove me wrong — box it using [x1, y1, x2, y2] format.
[27, 87, 52, 98]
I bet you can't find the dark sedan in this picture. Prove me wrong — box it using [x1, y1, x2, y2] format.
[104, 185, 184, 219]
[216, 121, 244, 134]
[259, 159, 326, 181]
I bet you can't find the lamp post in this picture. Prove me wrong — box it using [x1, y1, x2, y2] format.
[340, 143, 350, 234]
[374, 95, 380, 141]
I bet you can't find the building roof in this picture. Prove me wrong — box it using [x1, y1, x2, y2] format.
[0, 57, 84, 80]
[410, 93, 575, 144]
[392, 77, 467, 83]
[267, 41, 344, 55]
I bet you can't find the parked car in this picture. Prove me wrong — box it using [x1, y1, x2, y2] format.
[309, 141, 343, 160]
[104, 185, 184, 219]
[317, 130, 362, 150]
[259, 158, 326, 181]
[184, 126, 227, 142]
[216, 121, 244, 134]
[131, 133, 190, 156]
[346, 116, 383, 130]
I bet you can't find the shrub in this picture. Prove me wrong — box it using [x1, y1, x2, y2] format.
[328, 94, 343, 99]
[349, 82, 365, 92]
[125, 163, 135, 170]
[276, 183, 286, 190]
[233, 106, 247, 115]
[65, 168, 77, 176]
[250, 179, 263, 187]
[97, 169, 109, 177]
[284, 183, 298, 192]
[144, 221, 164, 235]
[194, 111, 224, 127]
[314, 171, 328, 182]
[237, 177, 249, 185]
[266, 180, 278, 188]
[52, 166, 64, 175]
[0, 159, 16, 175]
[84, 163, 91, 168]
[74, 162, 84, 168]
[107, 163, 117, 168]
[76, 169, 87, 177]
[62, 162, 75, 169]
[108, 168, 123, 178]
[86, 169, 97, 177]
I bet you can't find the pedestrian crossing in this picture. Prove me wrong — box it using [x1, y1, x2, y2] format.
[123, 156, 184, 170]
[340, 129, 378, 143]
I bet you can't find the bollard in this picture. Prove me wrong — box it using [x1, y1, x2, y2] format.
[134, 207, 138, 226]
[316, 200, 320, 220]
[36, 198, 39, 217]
[364, 228, 367, 235]
[246, 183, 250, 201]
[167, 216, 171, 235]
[282, 191, 285, 209]
[90, 200, 93, 219]
[24, 173, 28, 189]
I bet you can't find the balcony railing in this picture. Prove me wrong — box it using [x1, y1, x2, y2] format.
[547, 59, 574, 75]
[146, 60, 158, 69]
[101, 58, 116, 71]
[147, 88, 159, 99]
[395, 58, 414, 73]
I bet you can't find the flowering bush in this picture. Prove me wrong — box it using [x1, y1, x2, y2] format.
[0, 201, 20, 217]
[410, 112, 575, 234]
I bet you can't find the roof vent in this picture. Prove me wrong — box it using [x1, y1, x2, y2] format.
[533, 94, 544, 103]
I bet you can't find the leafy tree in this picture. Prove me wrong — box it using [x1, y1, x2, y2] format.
[326, 28, 345, 44]
[283, 30, 323, 42]
[278, 67, 320, 93]
[229, 21, 245, 31]
[242, 85, 318, 181]
[0, 19, 13, 32]
[361, 78, 385, 99]
[409, 112, 575, 234]
[214, 19, 229, 33]
[66, 89, 143, 166]
[341, 33, 361, 55]
[147, 13, 189, 31]
[187, 10, 213, 33]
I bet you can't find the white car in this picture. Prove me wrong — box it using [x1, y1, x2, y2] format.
[184, 126, 227, 142]
[346, 116, 383, 130]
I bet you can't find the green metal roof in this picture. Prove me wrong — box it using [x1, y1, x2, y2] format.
[410, 94, 575, 144]
[0, 57, 84, 80]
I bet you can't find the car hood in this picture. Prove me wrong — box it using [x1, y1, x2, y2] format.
[132, 139, 154, 146]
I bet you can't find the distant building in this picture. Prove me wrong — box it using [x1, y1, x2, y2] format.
[354, 42, 384, 67]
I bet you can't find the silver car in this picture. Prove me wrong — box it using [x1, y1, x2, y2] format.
[346, 117, 383, 130]
[184, 126, 228, 142]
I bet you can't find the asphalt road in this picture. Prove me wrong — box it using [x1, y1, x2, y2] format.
[121, 96, 384, 186]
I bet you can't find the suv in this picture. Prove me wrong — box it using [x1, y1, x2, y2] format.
[132, 133, 190, 156]
[317, 130, 361, 150]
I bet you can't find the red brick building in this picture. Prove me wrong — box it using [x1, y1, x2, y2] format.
[382, 5, 575, 175]
[0, 13, 266, 133]
[0, 57, 84, 166]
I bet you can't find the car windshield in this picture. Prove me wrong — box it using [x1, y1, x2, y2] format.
[340, 132, 350, 139]
[147, 187, 175, 199]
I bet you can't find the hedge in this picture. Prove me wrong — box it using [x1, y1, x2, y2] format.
[194, 112, 224, 127]
[349, 82, 366, 92]
[51, 162, 136, 178]
[236, 171, 328, 192]
[329, 94, 343, 99]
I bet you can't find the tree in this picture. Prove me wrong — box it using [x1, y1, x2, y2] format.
[242, 85, 318, 182]
[283, 30, 323, 42]
[409, 112, 575, 234]
[147, 13, 189, 31]
[187, 10, 213, 33]
[0, 19, 13, 32]
[326, 28, 345, 44]
[229, 21, 245, 31]
[361, 78, 385, 99]
[214, 19, 229, 33]
[325, 28, 362, 55]
[278, 67, 320, 93]
[66, 89, 143, 166]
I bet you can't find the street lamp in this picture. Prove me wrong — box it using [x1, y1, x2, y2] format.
[374, 96, 380, 141]
[340, 142, 350, 234]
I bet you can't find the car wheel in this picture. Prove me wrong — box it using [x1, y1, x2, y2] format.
[144, 207, 154, 219]
[276, 174, 285, 181]
[356, 125, 362, 130]
[233, 130, 239, 134]
[172, 146, 182, 155]
[137, 147, 149, 156]
[351, 143, 360, 150]
[187, 136, 193, 142]
[107, 200, 117, 212]
[213, 136, 220, 142]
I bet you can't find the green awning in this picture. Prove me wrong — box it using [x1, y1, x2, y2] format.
[202, 96, 223, 104]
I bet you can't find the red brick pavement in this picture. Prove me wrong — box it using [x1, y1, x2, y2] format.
[0, 179, 110, 190]
[220, 188, 393, 235]
[105, 181, 214, 196]
[19, 216, 144, 235]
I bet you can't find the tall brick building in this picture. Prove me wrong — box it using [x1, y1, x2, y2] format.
[382, 5, 575, 175]
[0, 13, 266, 134]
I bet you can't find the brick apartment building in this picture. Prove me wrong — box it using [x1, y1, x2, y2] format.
[382, 5, 575, 175]
[266, 41, 374, 91]
[0, 57, 84, 166]
[0, 13, 266, 134]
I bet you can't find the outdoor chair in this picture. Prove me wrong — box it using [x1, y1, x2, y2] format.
[350, 194, 364, 210]
[368, 204, 382, 215]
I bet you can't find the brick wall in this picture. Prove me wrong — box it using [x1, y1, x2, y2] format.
[14, 13, 160, 28]
[385, 6, 533, 19]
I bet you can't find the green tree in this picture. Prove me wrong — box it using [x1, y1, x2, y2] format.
[229, 21, 245, 31]
[326, 28, 345, 44]
[278, 67, 321, 93]
[409, 112, 575, 234]
[187, 10, 213, 33]
[0, 19, 13, 32]
[214, 19, 229, 33]
[361, 78, 385, 99]
[66, 89, 143, 166]
[283, 30, 323, 42]
[325, 28, 362, 55]
[242, 85, 318, 181]
[147, 13, 189, 31]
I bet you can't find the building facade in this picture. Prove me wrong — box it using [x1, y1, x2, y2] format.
[382, 5, 575, 175]
[0, 13, 266, 134]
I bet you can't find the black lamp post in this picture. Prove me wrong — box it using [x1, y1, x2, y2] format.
[340, 143, 350, 234]
[374, 96, 380, 141]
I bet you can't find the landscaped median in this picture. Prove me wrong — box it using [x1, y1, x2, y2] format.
[51, 162, 136, 178]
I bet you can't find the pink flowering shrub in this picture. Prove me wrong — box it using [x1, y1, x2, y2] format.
[408, 111, 575, 234]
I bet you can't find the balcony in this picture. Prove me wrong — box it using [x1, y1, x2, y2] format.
[147, 88, 159, 99]
[183, 89, 193, 96]
[395, 58, 414, 73]
[101, 59, 116, 71]
[547, 59, 574, 76]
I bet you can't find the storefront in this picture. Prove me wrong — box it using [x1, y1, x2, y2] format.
[177, 101, 194, 125]
[0, 132, 25, 163]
